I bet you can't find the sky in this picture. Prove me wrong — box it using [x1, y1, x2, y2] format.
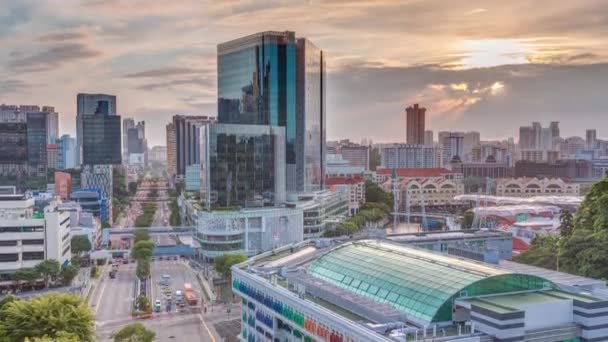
[1, 0, 608, 146]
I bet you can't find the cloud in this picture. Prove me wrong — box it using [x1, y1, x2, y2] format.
[136, 78, 214, 91]
[7, 43, 101, 72]
[124, 67, 204, 78]
[0, 79, 29, 95]
[39, 31, 85, 42]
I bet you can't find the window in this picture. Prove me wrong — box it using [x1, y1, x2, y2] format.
[22, 239, 44, 245]
[0, 240, 17, 246]
[61, 232, 70, 242]
[22, 252, 44, 261]
[0, 253, 19, 262]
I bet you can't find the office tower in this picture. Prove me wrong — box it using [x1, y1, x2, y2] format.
[82, 114, 121, 165]
[81, 164, 113, 223]
[76, 93, 117, 165]
[519, 126, 534, 150]
[463, 131, 480, 161]
[441, 132, 464, 166]
[217, 31, 326, 193]
[57, 134, 76, 170]
[26, 112, 48, 176]
[0, 108, 28, 176]
[54, 171, 72, 200]
[424, 130, 434, 145]
[122, 118, 135, 156]
[173, 115, 214, 178]
[47, 144, 58, 169]
[587, 129, 597, 149]
[166, 123, 176, 179]
[406, 104, 425, 144]
[127, 128, 143, 154]
[43, 107, 59, 144]
[541, 127, 553, 151]
[549, 121, 560, 148]
[199, 123, 286, 209]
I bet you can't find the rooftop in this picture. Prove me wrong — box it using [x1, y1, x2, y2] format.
[325, 177, 364, 186]
[376, 168, 458, 178]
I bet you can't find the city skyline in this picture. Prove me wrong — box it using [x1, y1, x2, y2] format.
[1, 1, 608, 146]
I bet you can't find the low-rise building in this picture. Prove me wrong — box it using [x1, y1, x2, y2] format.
[325, 177, 365, 216]
[71, 188, 108, 223]
[458, 162, 512, 179]
[194, 207, 303, 260]
[285, 190, 349, 238]
[326, 154, 365, 178]
[54, 171, 72, 200]
[0, 192, 71, 283]
[233, 239, 608, 342]
[379, 144, 440, 169]
[495, 177, 580, 197]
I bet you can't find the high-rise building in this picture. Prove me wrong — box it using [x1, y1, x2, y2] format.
[57, 134, 76, 170]
[127, 128, 143, 154]
[199, 123, 286, 209]
[26, 112, 48, 177]
[330, 140, 370, 171]
[76, 93, 117, 166]
[549, 121, 560, 148]
[441, 132, 464, 165]
[0, 108, 28, 176]
[519, 126, 534, 150]
[424, 130, 434, 145]
[82, 114, 121, 165]
[166, 123, 176, 179]
[463, 131, 480, 162]
[122, 118, 135, 157]
[47, 144, 58, 169]
[43, 107, 59, 144]
[173, 115, 214, 178]
[80, 165, 113, 223]
[587, 129, 597, 149]
[217, 31, 326, 193]
[406, 104, 425, 144]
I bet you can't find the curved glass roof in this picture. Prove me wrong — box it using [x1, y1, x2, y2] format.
[308, 240, 554, 323]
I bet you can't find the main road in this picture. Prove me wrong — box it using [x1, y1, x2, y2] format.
[94, 259, 216, 341]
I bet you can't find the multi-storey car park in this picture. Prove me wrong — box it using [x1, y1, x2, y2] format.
[232, 239, 608, 342]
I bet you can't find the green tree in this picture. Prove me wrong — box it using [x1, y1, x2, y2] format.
[133, 230, 150, 244]
[135, 295, 151, 313]
[59, 265, 79, 286]
[461, 210, 475, 229]
[70, 235, 92, 255]
[25, 331, 80, 342]
[559, 208, 574, 238]
[214, 254, 247, 279]
[513, 235, 560, 270]
[35, 260, 61, 288]
[135, 260, 151, 279]
[1, 293, 94, 341]
[131, 241, 155, 261]
[365, 181, 393, 208]
[111, 322, 156, 342]
[11, 268, 40, 290]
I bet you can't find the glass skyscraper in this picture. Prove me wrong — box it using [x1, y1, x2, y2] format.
[76, 93, 117, 166]
[200, 123, 286, 209]
[217, 31, 326, 193]
[82, 114, 121, 165]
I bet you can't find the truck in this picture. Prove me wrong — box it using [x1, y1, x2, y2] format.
[184, 283, 198, 306]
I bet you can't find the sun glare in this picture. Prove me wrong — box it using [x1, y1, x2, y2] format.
[458, 39, 533, 69]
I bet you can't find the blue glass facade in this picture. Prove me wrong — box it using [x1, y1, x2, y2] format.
[218, 31, 325, 193]
[200, 124, 286, 208]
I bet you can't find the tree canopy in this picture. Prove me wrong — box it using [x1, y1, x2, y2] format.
[112, 322, 156, 342]
[0, 293, 94, 342]
[214, 253, 247, 279]
[34, 260, 61, 288]
[71, 235, 92, 255]
[515, 175, 608, 279]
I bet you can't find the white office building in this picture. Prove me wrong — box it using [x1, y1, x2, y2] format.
[0, 189, 71, 283]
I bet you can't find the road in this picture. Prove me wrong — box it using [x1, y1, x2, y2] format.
[94, 259, 216, 341]
[90, 263, 137, 325]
